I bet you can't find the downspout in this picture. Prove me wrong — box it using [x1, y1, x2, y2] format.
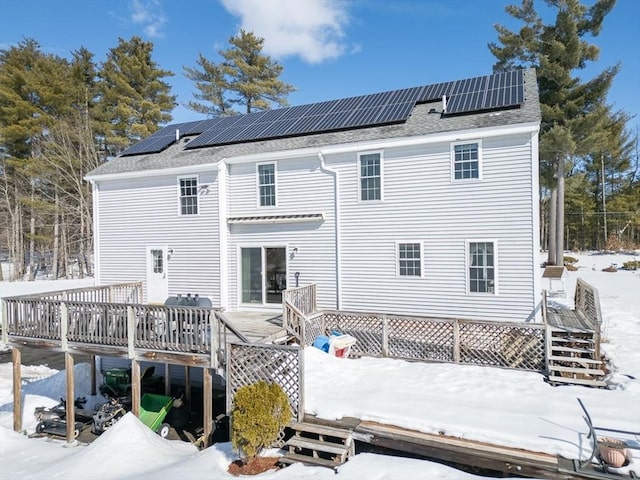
[217, 159, 228, 310]
[318, 152, 342, 310]
[90, 180, 100, 285]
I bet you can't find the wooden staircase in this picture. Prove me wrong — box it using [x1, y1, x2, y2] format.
[280, 421, 355, 469]
[547, 326, 607, 387]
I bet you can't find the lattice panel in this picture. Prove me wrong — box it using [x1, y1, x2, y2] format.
[388, 317, 455, 361]
[459, 322, 544, 370]
[322, 311, 384, 357]
[227, 343, 303, 445]
[302, 315, 325, 346]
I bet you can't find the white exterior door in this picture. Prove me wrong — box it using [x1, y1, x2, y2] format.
[146, 246, 169, 304]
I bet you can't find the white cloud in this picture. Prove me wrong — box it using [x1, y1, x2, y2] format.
[130, 0, 167, 38]
[220, 0, 351, 64]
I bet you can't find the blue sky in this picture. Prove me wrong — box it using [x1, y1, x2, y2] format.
[2, 0, 638, 127]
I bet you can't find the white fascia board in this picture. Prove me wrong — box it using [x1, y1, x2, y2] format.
[224, 121, 541, 164]
[85, 162, 220, 183]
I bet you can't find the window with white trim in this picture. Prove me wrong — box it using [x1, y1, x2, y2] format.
[453, 142, 480, 180]
[398, 242, 421, 276]
[468, 241, 495, 293]
[258, 163, 276, 206]
[359, 152, 381, 201]
[179, 176, 198, 215]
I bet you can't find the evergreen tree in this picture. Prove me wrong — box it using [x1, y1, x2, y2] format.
[184, 30, 295, 116]
[95, 36, 175, 156]
[489, 0, 623, 261]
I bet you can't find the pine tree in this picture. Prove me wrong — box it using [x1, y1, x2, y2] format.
[95, 36, 175, 156]
[489, 0, 620, 262]
[184, 30, 295, 116]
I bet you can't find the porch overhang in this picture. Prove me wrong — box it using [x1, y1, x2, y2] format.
[227, 213, 325, 225]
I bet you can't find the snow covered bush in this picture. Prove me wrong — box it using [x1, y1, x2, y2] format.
[231, 381, 292, 461]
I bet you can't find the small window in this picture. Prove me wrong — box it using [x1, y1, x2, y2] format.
[453, 142, 480, 180]
[359, 152, 382, 201]
[258, 163, 276, 206]
[151, 249, 163, 273]
[468, 241, 495, 293]
[398, 242, 421, 276]
[179, 176, 198, 215]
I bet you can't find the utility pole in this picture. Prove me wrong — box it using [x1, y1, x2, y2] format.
[601, 155, 608, 247]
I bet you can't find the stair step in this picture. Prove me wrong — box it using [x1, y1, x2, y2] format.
[290, 422, 352, 440]
[551, 336, 595, 345]
[280, 452, 342, 469]
[549, 365, 605, 376]
[547, 375, 607, 388]
[287, 436, 349, 456]
[550, 345, 595, 354]
[548, 356, 602, 366]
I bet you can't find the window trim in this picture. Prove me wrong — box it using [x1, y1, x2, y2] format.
[396, 240, 423, 278]
[358, 150, 384, 202]
[465, 239, 498, 295]
[177, 175, 199, 216]
[256, 162, 277, 208]
[451, 140, 482, 182]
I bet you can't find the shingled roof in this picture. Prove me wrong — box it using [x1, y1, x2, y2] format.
[87, 68, 540, 179]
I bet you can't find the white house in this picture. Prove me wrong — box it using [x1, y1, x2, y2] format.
[86, 69, 541, 323]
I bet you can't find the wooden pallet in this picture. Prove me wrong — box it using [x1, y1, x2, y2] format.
[280, 421, 355, 469]
[547, 327, 606, 388]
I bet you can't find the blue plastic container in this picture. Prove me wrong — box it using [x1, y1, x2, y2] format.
[312, 335, 330, 353]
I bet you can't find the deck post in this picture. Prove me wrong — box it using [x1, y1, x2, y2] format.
[12, 347, 22, 432]
[203, 367, 212, 448]
[185, 366, 191, 405]
[131, 359, 140, 417]
[60, 303, 68, 351]
[209, 313, 218, 369]
[164, 363, 171, 396]
[90, 355, 97, 396]
[127, 306, 135, 359]
[453, 320, 461, 363]
[381, 314, 389, 357]
[65, 352, 75, 443]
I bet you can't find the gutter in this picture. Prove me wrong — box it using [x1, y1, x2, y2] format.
[318, 152, 342, 310]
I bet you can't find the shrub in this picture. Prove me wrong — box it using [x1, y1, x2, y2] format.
[563, 255, 578, 265]
[231, 381, 292, 461]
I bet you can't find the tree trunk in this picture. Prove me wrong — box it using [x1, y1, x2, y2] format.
[555, 156, 566, 266]
[52, 190, 60, 280]
[28, 186, 36, 281]
[547, 187, 557, 264]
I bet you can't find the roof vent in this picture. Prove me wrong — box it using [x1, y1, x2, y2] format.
[175, 129, 179, 141]
[442, 95, 447, 113]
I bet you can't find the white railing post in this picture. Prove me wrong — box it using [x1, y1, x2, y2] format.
[60, 303, 68, 351]
[210, 311, 218, 370]
[1, 299, 8, 345]
[127, 306, 136, 359]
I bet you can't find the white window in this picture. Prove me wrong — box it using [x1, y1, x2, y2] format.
[452, 141, 481, 180]
[179, 176, 198, 215]
[398, 242, 422, 277]
[258, 163, 276, 206]
[468, 241, 496, 293]
[359, 152, 382, 201]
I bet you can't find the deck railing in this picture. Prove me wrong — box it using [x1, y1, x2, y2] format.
[282, 284, 317, 340]
[1, 285, 248, 369]
[304, 310, 546, 372]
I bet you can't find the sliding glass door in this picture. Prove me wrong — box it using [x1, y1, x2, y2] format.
[241, 246, 286, 305]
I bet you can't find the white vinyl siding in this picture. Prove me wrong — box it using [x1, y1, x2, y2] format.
[257, 163, 276, 207]
[358, 152, 382, 201]
[452, 141, 481, 181]
[96, 172, 220, 304]
[178, 176, 198, 215]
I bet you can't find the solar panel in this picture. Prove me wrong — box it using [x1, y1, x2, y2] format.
[125, 69, 527, 155]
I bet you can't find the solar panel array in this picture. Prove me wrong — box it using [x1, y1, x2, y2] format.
[120, 70, 525, 156]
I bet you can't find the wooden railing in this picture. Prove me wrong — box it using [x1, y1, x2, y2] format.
[13, 282, 143, 304]
[2, 286, 249, 370]
[574, 278, 602, 332]
[282, 284, 317, 341]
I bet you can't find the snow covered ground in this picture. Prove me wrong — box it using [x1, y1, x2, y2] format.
[0, 251, 639, 478]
